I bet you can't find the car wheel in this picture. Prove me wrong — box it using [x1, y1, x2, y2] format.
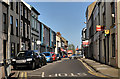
[32, 62, 36, 70]
[39, 63, 42, 68]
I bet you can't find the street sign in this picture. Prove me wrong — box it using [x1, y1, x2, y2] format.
[105, 30, 110, 34]
[96, 25, 101, 31]
[82, 40, 89, 47]
[96, 25, 104, 31]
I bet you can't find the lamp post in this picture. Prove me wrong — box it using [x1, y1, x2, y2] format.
[37, 40, 41, 52]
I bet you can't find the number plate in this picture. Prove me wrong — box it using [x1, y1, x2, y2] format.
[16, 60, 26, 63]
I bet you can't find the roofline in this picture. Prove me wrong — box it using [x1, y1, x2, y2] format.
[31, 6, 40, 15]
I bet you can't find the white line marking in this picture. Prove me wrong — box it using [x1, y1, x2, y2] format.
[55, 74, 57, 77]
[83, 73, 87, 76]
[65, 73, 67, 76]
[42, 72, 44, 77]
[58, 73, 61, 77]
[77, 73, 81, 76]
[71, 73, 74, 76]
[71, 73, 77, 77]
[49, 75, 52, 77]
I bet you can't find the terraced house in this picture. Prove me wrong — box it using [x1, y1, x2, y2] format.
[30, 6, 40, 50]
[0, 0, 69, 78]
[83, 0, 120, 68]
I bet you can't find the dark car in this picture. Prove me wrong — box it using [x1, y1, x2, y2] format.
[39, 53, 47, 66]
[11, 50, 42, 69]
[56, 53, 61, 60]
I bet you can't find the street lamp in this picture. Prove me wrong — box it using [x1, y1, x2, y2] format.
[37, 40, 41, 52]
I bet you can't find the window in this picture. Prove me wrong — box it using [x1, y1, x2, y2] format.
[112, 33, 115, 57]
[16, 19, 18, 36]
[10, 2, 13, 10]
[16, 2, 18, 14]
[20, 4, 23, 16]
[32, 17, 34, 29]
[10, 16, 13, 35]
[27, 25, 29, 38]
[35, 20, 36, 29]
[17, 44, 19, 53]
[111, 2, 115, 25]
[3, 13, 7, 33]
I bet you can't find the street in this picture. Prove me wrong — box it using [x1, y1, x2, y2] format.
[12, 58, 110, 79]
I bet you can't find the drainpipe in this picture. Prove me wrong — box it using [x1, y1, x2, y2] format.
[6, 1, 11, 78]
[115, 0, 118, 68]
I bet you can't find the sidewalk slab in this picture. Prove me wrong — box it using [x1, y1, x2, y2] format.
[81, 58, 119, 77]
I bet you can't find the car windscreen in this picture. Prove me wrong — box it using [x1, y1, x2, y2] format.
[43, 53, 50, 56]
[17, 51, 33, 58]
[68, 53, 72, 55]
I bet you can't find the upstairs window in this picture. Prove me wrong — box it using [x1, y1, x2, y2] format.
[3, 13, 7, 33]
[16, 19, 18, 36]
[111, 2, 115, 25]
[10, 15, 14, 35]
[10, 1, 13, 10]
[16, 2, 18, 14]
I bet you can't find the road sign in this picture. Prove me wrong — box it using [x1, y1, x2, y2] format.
[105, 30, 110, 34]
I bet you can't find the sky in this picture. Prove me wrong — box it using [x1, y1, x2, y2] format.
[27, 2, 92, 48]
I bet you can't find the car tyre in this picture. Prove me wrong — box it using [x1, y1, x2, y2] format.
[39, 63, 42, 68]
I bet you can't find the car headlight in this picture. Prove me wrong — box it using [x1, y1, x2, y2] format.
[12, 59, 16, 61]
[27, 58, 32, 61]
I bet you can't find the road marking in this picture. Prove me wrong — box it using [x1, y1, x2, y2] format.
[79, 59, 108, 78]
[49, 75, 52, 77]
[15, 71, 20, 78]
[88, 71, 107, 77]
[55, 74, 57, 77]
[24, 72, 27, 79]
[79, 59, 93, 72]
[58, 73, 61, 77]
[83, 73, 87, 76]
[65, 73, 67, 76]
[42, 72, 45, 77]
[20, 72, 24, 78]
[71, 73, 77, 77]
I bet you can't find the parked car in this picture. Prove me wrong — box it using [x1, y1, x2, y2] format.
[11, 50, 42, 69]
[68, 54, 77, 59]
[50, 52, 57, 61]
[75, 54, 83, 58]
[56, 53, 61, 60]
[39, 53, 47, 65]
[42, 52, 53, 63]
[62, 52, 68, 58]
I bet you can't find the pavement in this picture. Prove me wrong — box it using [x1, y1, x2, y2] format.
[81, 58, 119, 78]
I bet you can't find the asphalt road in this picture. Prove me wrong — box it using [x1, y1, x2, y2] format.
[12, 58, 112, 79]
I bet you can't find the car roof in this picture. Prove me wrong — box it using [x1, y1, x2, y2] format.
[19, 50, 33, 52]
[42, 52, 50, 53]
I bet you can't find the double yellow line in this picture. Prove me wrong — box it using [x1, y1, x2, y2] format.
[19, 72, 27, 79]
[79, 59, 107, 78]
